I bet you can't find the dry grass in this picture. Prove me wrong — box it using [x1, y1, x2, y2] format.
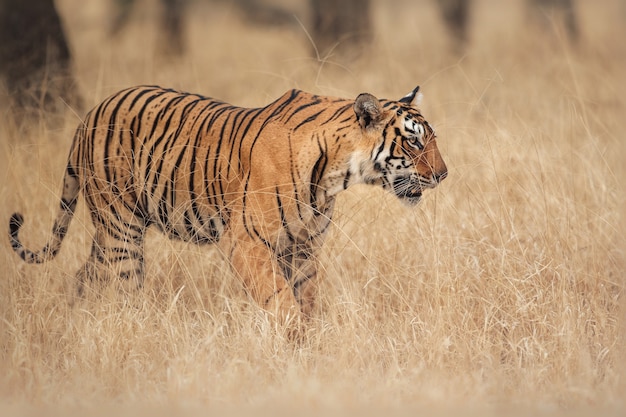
[1, 0, 624, 415]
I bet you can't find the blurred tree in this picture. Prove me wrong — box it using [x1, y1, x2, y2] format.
[0, 0, 81, 115]
[236, 0, 295, 27]
[527, 0, 579, 42]
[309, 0, 372, 60]
[438, 0, 472, 52]
[308, 0, 471, 59]
[109, 0, 297, 57]
[110, 0, 188, 56]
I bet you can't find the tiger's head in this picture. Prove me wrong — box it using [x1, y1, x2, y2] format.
[353, 86, 448, 205]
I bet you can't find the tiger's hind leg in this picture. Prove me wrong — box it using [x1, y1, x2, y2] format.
[76, 216, 146, 299]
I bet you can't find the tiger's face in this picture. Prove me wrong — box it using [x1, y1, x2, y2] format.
[354, 86, 448, 205]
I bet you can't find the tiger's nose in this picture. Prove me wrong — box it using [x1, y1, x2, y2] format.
[433, 169, 448, 184]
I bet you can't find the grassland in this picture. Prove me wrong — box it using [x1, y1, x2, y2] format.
[0, 0, 624, 415]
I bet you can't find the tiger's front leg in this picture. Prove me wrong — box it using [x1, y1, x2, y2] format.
[226, 231, 303, 326]
[276, 242, 321, 317]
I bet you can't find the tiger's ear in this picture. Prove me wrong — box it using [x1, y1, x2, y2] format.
[354, 93, 384, 130]
[399, 85, 422, 107]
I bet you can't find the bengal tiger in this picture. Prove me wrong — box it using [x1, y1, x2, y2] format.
[9, 85, 447, 322]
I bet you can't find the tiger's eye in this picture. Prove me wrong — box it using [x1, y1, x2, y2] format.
[409, 137, 424, 150]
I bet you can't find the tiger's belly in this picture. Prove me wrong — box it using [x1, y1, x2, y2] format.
[136, 155, 234, 245]
[146, 196, 228, 245]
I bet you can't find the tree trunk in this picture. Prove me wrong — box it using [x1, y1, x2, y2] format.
[309, 0, 372, 61]
[0, 0, 81, 115]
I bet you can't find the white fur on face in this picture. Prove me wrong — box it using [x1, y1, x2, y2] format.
[403, 118, 424, 139]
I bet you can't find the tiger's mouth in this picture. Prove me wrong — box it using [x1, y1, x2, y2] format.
[392, 176, 423, 205]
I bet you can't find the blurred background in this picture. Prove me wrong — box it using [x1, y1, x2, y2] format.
[0, 0, 624, 411]
[1, 0, 623, 119]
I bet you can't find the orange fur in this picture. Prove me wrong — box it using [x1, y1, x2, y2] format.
[9, 85, 447, 322]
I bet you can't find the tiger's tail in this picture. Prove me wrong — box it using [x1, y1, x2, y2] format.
[9, 160, 81, 264]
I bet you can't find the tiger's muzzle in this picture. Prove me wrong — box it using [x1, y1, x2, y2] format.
[393, 171, 446, 205]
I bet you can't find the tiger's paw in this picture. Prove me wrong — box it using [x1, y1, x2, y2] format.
[264, 290, 305, 341]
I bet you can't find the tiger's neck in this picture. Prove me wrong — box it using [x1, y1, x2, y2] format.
[312, 148, 381, 210]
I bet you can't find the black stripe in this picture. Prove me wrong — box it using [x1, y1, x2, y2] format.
[320, 103, 352, 125]
[229, 108, 262, 175]
[284, 98, 322, 123]
[276, 186, 295, 243]
[293, 110, 325, 132]
[287, 132, 305, 223]
[103, 87, 141, 184]
[158, 180, 171, 230]
[343, 170, 351, 190]
[309, 142, 327, 213]
[169, 140, 189, 215]
[148, 109, 182, 197]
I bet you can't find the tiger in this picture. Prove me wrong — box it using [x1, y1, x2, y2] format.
[8, 85, 447, 322]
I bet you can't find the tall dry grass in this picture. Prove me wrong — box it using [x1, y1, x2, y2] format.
[0, 0, 624, 415]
